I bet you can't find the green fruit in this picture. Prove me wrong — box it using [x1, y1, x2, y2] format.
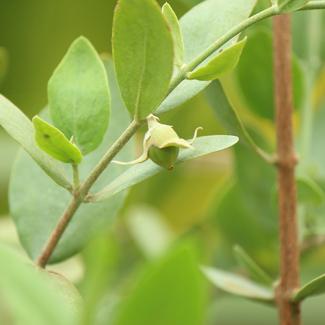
[148, 146, 179, 170]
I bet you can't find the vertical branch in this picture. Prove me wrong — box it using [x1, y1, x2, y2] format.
[273, 15, 300, 325]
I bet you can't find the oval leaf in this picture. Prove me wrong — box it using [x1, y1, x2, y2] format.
[91, 135, 238, 202]
[48, 36, 110, 155]
[293, 273, 325, 302]
[33, 116, 82, 164]
[10, 60, 132, 263]
[187, 38, 247, 81]
[0, 95, 71, 190]
[162, 2, 185, 67]
[113, 0, 174, 119]
[0, 244, 77, 325]
[233, 245, 273, 286]
[115, 245, 205, 325]
[157, 0, 256, 114]
[202, 266, 274, 303]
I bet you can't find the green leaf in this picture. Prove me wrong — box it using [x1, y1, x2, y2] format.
[202, 266, 274, 303]
[33, 116, 82, 164]
[10, 59, 133, 263]
[162, 2, 185, 67]
[293, 273, 325, 302]
[91, 135, 238, 202]
[0, 95, 71, 190]
[205, 81, 253, 146]
[0, 244, 77, 325]
[113, 0, 174, 119]
[48, 36, 110, 155]
[187, 38, 247, 81]
[115, 245, 205, 325]
[236, 28, 305, 120]
[157, 0, 257, 114]
[297, 176, 325, 206]
[233, 245, 273, 286]
[126, 206, 174, 259]
[278, 0, 309, 12]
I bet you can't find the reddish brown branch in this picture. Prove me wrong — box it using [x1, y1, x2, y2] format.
[273, 15, 300, 325]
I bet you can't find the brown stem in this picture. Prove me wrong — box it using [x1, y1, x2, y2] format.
[273, 15, 300, 325]
[36, 120, 141, 268]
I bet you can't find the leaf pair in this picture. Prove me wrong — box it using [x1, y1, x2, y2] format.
[34, 37, 111, 165]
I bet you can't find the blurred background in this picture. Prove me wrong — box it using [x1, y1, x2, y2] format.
[1, 0, 325, 324]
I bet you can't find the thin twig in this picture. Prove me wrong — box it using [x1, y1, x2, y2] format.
[36, 119, 142, 267]
[273, 15, 300, 325]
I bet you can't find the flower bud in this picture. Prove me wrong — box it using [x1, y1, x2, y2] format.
[113, 114, 202, 170]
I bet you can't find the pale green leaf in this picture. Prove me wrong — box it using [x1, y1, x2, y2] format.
[162, 2, 185, 67]
[233, 245, 273, 286]
[278, 0, 309, 12]
[33, 116, 82, 164]
[126, 206, 174, 259]
[187, 38, 247, 80]
[202, 266, 274, 303]
[158, 0, 257, 114]
[91, 135, 238, 202]
[115, 245, 205, 325]
[0, 95, 71, 190]
[293, 273, 325, 302]
[10, 59, 133, 263]
[113, 0, 174, 119]
[205, 81, 252, 146]
[48, 36, 110, 155]
[0, 244, 77, 325]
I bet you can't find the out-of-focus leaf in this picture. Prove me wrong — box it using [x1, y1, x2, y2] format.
[91, 135, 238, 202]
[187, 38, 247, 81]
[115, 245, 205, 325]
[297, 176, 325, 206]
[236, 28, 305, 120]
[49, 36, 110, 155]
[202, 266, 274, 303]
[33, 116, 82, 164]
[0, 47, 8, 85]
[233, 245, 273, 285]
[10, 59, 133, 263]
[293, 273, 325, 302]
[80, 233, 119, 325]
[0, 95, 71, 190]
[113, 0, 174, 119]
[162, 3, 185, 67]
[158, 0, 257, 113]
[126, 205, 174, 259]
[278, 0, 309, 12]
[310, 103, 325, 179]
[0, 244, 77, 325]
[205, 80, 252, 146]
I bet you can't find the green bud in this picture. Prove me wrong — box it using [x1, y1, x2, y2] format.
[113, 114, 202, 169]
[148, 146, 180, 170]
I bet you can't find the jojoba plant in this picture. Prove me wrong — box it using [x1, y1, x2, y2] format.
[0, 0, 325, 324]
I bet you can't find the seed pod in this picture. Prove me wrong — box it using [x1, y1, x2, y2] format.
[113, 114, 202, 170]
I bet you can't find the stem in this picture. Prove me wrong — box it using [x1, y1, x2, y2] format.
[273, 15, 300, 325]
[301, 1, 325, 10]
[36, 119, 141, 268]
[72, 164, 80, 189]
